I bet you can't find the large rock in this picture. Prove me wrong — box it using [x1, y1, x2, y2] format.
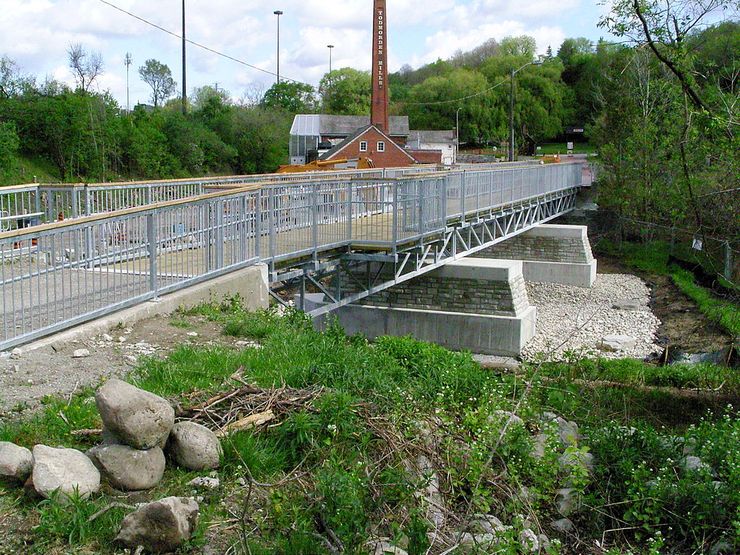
[0, 442, 33, 482]
[32, 445, 100, 501]
[116, 496, 199, 553]
[599, 335, 637, 352]
[87, 444, 165, 491]
[555, 488, 579, 517]
[95, 379, 174, 450]
[167, 422, 222, 471]
[551, 518, 575, 534]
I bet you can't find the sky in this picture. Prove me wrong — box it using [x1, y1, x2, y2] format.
[0, 0, 615, 107]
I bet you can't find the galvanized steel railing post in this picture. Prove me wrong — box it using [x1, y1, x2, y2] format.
[147, 212, 158, 297]
[268, 188, 276, 262]
[460, 172, 466, 218]
[84, 187, 94, 268]
[392, 181, 398, 253]
[312, 184, 319, 254]
[216, 199, 225, 269]
[419, 179, 425, 236]
[346, 181, 353, 242]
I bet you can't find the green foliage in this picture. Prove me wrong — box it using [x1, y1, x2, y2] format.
[262, 81, 317, 113]
[319, 67, 372, 115]
[0, 120, 19, 173]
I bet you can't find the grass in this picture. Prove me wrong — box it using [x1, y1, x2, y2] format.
[598, 239, 739, 337]
[536, 142, 598, 155]
[0, 155, 60, 186]
[0, 302, 737, 554]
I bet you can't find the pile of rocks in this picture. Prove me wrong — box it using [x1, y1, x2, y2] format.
[0, 378, 223, 553]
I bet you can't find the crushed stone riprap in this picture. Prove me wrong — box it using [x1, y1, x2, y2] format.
[521, 274, 662, 362]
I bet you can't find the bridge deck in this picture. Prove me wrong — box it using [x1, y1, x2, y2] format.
[1, 163, 584, 349]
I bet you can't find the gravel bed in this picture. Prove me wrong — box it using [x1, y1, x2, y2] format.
[521, 274, 662, 362]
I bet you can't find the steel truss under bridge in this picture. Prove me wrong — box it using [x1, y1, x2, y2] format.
[272, 186, 579, 316]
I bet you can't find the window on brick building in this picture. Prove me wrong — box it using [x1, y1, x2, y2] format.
[377, 141, 385, 152]
[359, 141, 368, 152]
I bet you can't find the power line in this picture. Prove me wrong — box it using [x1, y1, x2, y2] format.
[96, 0, 312, 88]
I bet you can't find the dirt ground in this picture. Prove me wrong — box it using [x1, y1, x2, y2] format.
[597, 256, 733, 354]
[0, 314, 245, 417]
[1, 258, 733, 417]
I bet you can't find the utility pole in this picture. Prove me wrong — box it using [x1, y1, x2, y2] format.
[182, 0, 187, 113]
[124, 52, 132, 112]
[274, 10, 283, 84]
[328, 44, 334, 75]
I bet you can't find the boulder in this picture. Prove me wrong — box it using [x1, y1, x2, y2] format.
[167, 422, 222, 471]
[32, 445, 100, 501]
[95, 379, 174, 450]
[555, 418, 580, 447]
[599, 335, 637, 352]
[519, 528, 539, 552]
[0, 442, 33, 482]
[116, 496, 199, 553]
[531, 434, 548, 460]
[87, 444, 165, 491]
[683, 455, 712, 474]
[371, 539, 409, 555]
[551, 518, 575, 534]
[468, 513, 505, 536]
[72, 348, 91, 358]
[491, 410, 524, 429]
[612, 299, 642, 311]
[559, 450, 594, 475]
[555, 488, 579, 517]
[188, 476, 220, 490]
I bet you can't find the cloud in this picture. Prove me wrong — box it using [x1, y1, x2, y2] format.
[0, 0, 598, 105]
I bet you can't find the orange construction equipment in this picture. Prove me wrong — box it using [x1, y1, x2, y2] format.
[276, 157, 375, 174]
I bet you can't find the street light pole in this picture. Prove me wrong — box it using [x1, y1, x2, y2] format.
[456, 106, 462, 164]
[274, 10, 283, 84]
[327, 44, 334, 75]
[508, 59, 542, 162]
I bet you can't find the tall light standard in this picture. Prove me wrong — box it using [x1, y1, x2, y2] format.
[274, 10, 283, 84]
[182, 0, 187, 113]
[124, 52, 132, 112]
[327, 44, 334, 75]
[455, 106, 462, 164]
[509, 59, 542, 161]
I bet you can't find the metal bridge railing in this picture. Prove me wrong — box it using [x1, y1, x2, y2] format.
[0, 162, 583, 349]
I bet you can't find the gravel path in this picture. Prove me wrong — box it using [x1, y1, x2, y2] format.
[521, 274, 662, 362]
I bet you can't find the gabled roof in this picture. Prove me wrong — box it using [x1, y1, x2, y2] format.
[320, 125, 417, 163]
[290, 114, 410, 137]
[408, 130, 456, 144]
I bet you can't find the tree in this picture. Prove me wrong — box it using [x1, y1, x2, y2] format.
[139, 59, 177, 108]
[319, 68, 371, 115]
[556, 37, 594, 66]
[67, 43, 103, 93]
[261, 81, 317, 113]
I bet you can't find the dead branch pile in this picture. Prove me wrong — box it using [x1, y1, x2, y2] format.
[177, 371, 324, 436]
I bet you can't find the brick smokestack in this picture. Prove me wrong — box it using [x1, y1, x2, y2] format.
[371, 0, 389, 132]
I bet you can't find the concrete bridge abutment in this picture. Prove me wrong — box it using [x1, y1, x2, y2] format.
[477, 224, 597, 287]
[306, 258, 537, 356]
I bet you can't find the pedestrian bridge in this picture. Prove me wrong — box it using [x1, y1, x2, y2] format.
[0, 161, 587, 350]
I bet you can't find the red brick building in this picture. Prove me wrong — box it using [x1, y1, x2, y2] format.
[319, 125, 420, 167]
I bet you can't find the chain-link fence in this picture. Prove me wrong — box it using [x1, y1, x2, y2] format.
[599, 214, 738, 291]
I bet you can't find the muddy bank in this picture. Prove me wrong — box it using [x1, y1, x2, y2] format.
[597, 256, 733, 356]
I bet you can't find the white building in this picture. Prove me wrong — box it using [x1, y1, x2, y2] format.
[407, 130, 457, 165]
